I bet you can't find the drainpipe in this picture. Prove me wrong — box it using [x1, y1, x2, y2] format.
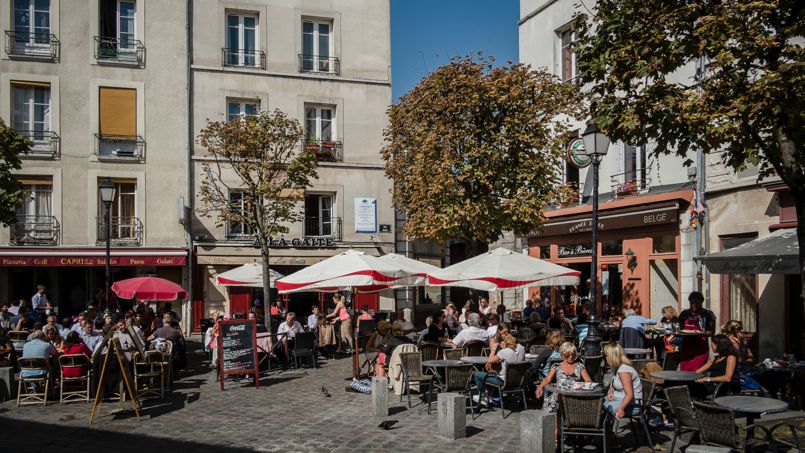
[185, 0, 195, 333]
[693, 56, 710, 307]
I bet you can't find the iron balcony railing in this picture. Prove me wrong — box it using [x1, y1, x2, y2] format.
[96, 216, 143, 246]
[15, 130, 60, 159]
[226, 221, 253, 240]
[303, 139, 343, 162]
[298, 54, 340, 75]
[221, 48, 266, 70]
[10, 215, 60, 245]
[610, 163, 653, 198]
[95, 134, 145, 161]
[304, 216, 342, 241]
[5, 31, 60, 61]
[94, 36, 145, 66]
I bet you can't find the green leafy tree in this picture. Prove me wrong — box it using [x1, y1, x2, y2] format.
[575, 0, 805, 341]
[0, 120, 29, 226]
[382, 56, 585, 255]
[197, 110, 318, 331]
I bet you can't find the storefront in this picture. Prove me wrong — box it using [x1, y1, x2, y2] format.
[527, 188, 694, 320]
[0, 247, 187, 317]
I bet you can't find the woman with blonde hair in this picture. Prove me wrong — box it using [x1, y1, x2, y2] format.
[603, 343, 643, 419]
[533, 328, 564, 378]
[660, 305, 678, 323]
[472, 329, 525, 404]
[536, 341, 591, 411]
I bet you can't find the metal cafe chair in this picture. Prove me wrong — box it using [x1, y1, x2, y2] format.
[398, 352, 434, 408]
[133, 351, 164, 400]
[558, 393, 609, 453]
[428, 363, 474, 415]
[664, 385, 700, 453]
[59, 354, 92, 404]
[463, 341, 485, 357]
[17, 357, 50, 406]
[483, 361, 531, 419]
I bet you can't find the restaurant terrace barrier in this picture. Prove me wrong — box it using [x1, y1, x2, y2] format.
[437, 392, 466, 440]
[372, 376, 389, 417]
[520, 410, 556, 453]
[686, 446, 731, 453]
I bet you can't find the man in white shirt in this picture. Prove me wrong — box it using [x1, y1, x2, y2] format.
[277, 312, 304, 364]
[448, 313, 489, 347]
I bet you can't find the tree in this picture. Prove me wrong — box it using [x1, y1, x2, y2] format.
[382, 56, 585, 256]
[0, 120, 28, 227]
[197, 110, 319, 332]
[575, 0, 805, 341]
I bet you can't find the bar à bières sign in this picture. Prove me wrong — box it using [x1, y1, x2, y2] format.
[557, 244, 594, 258]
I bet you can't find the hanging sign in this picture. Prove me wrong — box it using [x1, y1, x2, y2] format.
[567, 138, 592, 168]
[354, 198, 377, 233]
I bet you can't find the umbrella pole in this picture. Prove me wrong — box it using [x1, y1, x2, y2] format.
[352, 287, 359, 380]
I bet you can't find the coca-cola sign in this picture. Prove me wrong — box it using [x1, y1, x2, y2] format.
[557, 244, 593, 258]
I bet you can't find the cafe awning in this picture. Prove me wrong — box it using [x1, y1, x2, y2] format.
[702, 228, 800, 275]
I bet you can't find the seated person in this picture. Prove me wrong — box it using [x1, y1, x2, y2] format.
[694, 334, 738, 398]
[79, 320, 103, 352]
[0, 328, 14, 367]
[447, 313, 488, 347]
[364, 321, 392, 377]
[603, 343, 643, 419]
[531, 329, 564, 379]
[547, 309, 573, 334]
[525, 312, 546, 337]
[62, 331, 92, 378]
[13, 308, 35, 332]
[421, 312, 448, 344]
[307, 306, 320, 332]
[20, 330, 57, 382]
[44, 325, 64, 354]
[536, 342, 592, 411]
[472, 330, 525, 405]
[276, 312, 304, 363]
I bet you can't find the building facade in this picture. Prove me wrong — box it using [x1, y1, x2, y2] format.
[0, 0, 190, 322]
[519, 0, 700, 320]
[189, 0, 394, 327]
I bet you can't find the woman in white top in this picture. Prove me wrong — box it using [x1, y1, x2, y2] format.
[472, 329, 525, 394]
[603, 343, 643, 419]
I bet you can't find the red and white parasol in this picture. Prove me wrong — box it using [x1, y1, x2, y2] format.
[428, 247, 580, 291]
[111, 276, 188, 301]
[215, 262, 284, 288]
[377, 253, 440, 287]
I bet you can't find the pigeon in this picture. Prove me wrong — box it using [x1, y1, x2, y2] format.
[378, 420, 398, 430]
[321, 386, 331, 398]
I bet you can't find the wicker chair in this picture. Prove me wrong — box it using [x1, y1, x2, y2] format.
[428, 363, 474, 415]
[558, 393, 608, 453]
[664, 385, 701, 453]
[150, 339, 174, 386]
[398, 352, 433, 408]
[133, 351, 165, 400]
[618, 378, 656, 453]
[59, 354, 92, 404]
[443, 349, 463, 360]
[291, 332, 318, 369]
[693, 401, 772, 452]
[418, 342, 439, 361]
[463, 341, 485, 357]
[662, 350, 680, 370]
[630, 358, 654, 375]
[530, 344, 550, 356]
[17, 357, 50, 406]
[583, 355, 604, 382]
[484, 361, 531, 419]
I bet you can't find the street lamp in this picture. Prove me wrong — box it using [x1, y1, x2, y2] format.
[99, 178, 116, 310]
[581, 123, 610, 357]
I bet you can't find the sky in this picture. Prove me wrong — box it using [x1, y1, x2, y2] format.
[390, 0, 519, 101]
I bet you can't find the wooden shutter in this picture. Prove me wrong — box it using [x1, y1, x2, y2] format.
[16, 175, 53, 185]
[99, 87, 136, 136]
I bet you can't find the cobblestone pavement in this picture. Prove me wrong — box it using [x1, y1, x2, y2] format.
[1, 339, 792, 453]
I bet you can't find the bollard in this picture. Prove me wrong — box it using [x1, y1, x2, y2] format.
[437, 392, 466, 440]
[519, 409, 556, 453]
[372, 376, 389, 416]
[0, 367, 16, 401]
[686, 446, 731, 453]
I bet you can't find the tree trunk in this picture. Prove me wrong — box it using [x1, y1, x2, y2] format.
[260, 245, 272, 334]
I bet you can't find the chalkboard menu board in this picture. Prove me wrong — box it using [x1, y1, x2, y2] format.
[217, 319, 260, 390]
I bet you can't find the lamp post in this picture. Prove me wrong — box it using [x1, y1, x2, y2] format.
[581, 123, 610, 357]
[99, 178, 117, 309]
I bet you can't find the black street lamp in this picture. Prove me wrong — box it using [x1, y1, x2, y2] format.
[581, 123, 610, 357]
[99, 178, 117, 309]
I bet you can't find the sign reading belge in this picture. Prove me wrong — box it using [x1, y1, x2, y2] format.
[535, 204, 679, 237]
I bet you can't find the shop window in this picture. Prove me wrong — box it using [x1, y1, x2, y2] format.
[539, 245, 551, 260]
[602, 239, 623, 256]
[651, 235, 676, 253]
[721, 235, 758, 331]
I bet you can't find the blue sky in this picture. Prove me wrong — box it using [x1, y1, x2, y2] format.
[390, 0, 519, 100]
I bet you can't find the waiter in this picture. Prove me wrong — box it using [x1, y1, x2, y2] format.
[677, 291, 716, 371]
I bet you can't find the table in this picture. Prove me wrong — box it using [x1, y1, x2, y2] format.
[714, 395, 789, 429]
[544, 383, 604, 396]
[650, 370, 704, 382]
[422, 359, 466, 381]
[460, 356, 489, 365]
[624, 348, 653, 357]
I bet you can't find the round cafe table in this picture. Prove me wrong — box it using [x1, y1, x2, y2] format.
[460, 356, 489, 365]
[422, 359, 465, 381]
[714, 395, 788, 431]
[544, 383, 604, 396]
[650, 370, 704, 383]
[624, 348, 653, 357]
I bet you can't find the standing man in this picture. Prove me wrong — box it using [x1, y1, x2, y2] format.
[678, 291, 716, 371]
[31, 284, 51, 322]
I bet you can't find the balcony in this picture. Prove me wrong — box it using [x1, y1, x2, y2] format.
[222, 48, 266, 70]
[298, 54, 340, 75]
[95, 134, 145, 161]
[10, 215, 60, 245]
[303, 140, 343, 163]
[304, 216, 342, 241]
[94, 36, 145, 67]
[610, 165, 652, 199]
[16, 130, 60, 159]
[96, 216, 143, 246]
[5, 31, 60, 61]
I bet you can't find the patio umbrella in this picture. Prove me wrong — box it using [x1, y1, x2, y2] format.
[377, 253, 441, 283]
[428, 247, 580, 291]
[111, 276, 188, 301]
[275, 250, 415, 294]
[215, 262, 284, 288]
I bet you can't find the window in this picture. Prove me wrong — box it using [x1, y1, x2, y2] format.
[227, 191, 252, 237]
[98, 86, 140, 158]
[721, 235, 758, 331]
[304, 106, 334, 142]
[301, 20, 334, 72]
[226, 13, 258, 67]
[651, 235, 676, 253]
[13, 0, 50, 43]
[564, 160, 579, 186]
[602, 239, 623, 256]
[15, 176, 52, 219]
[227, 99, 259, 123]
[11, 81, 51, 150]
[559, 28, 577, 82]
[538, 245, 551, 260]
[304, 194, 334, 237]
[98, 0, 140, 63]
[98, 179, 138, 241]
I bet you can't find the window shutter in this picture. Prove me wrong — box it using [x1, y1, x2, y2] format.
[16, 175, 53, 185]
[99, 87, 136, 136]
